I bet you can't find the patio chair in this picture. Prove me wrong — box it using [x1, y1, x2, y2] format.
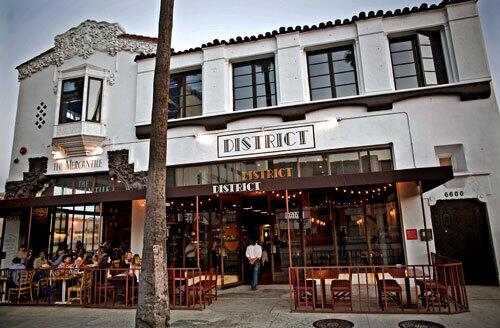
[330, 270, 352, 311]
[67, 269, 93, 305]
[191, 267, 218, 308]
[416, 264, 449, 309]
[8, 270, 36, 303]
[290, 270, 316, 310]
[375, 269, 403, 310]
[96, 270, 115, 306]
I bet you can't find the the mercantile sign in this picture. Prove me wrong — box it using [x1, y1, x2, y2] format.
[217, 125, 315, 158]
[48, 155, 108, 175]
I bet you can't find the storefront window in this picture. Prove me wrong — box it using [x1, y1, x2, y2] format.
[51, 174, 117, 195]
[299, 155, 328, 177]
[183, 165, 210, 186]
[330, 152, 360, 174]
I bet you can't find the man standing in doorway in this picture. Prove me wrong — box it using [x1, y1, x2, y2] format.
[245, 238, 262, 290]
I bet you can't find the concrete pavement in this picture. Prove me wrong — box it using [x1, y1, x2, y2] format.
[0, 285, 499, 328]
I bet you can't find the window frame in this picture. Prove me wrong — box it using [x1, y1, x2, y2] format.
[58, 77, 86, 124]
[168, 69, 203, 119]
[389, 31, 448, 90]
[232, 58, 277, 111]
[85, 77, 104, 123]
[306, 45, 359, 101]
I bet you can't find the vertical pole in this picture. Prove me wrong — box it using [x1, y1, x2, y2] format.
[99, 202, 103, 245]
[26, 207, 33, 251]
[196, 196, 200, 269]
[418, 181, 432, 265]
[362, 195, 372, 265]
[285, 189, 292, 267]
[330, 198, 339, 266]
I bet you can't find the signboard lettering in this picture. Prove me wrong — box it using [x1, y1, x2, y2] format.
[53, 158, 103, 172]
[406, 229, 418, 240]
[218, 125, 315, 158]
[241, 167, 293, 181]
[212, 182, 261, 194]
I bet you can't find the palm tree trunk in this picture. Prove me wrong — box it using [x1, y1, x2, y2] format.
[135, 0, 175, 327]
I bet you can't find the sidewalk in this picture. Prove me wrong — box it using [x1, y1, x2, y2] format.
[0, 285, 499, 328]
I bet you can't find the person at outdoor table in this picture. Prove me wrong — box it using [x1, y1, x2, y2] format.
[52, 248, 67, 267]
[18, 244, 27, 264]
[129, 254, 141, 283]
[80, 253, 92, 267]
[245, 237, 262, 291]
[91, 255, 100, 267]
[8, 257, 25, 288]
[97, 246, 107, 261]
[123, 251, 133, 267]
[33, 251, 49, 269]
[25, 249, 35, 269]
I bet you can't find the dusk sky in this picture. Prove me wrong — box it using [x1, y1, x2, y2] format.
[0, 0, 498, 191]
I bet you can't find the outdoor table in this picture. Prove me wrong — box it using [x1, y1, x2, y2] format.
[384, 267, 428, 308]
[0, 275, 9, 303]
[49, 274, 79, 304]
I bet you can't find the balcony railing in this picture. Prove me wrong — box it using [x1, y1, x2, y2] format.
[289, 253, 468, 314]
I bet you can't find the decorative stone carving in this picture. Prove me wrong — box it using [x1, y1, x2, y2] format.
[17, 20, 157, 80]
[4, 157, 50, 199]
[108, 149, 147, 190]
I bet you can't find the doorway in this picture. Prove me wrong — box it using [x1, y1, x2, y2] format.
[431, 199, 498, 285]
[240, 195, 273, 285]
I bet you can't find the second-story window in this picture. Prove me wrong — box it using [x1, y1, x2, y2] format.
[168, 70, 202, 119]
[59, 77, 85, 123]
[233, 58, 276, 111]
[307, 46, 359, 101]
[389, 31, 448, 90]
[59, 76, 103, 124]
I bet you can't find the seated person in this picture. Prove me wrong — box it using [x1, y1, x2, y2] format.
[33, 251, 49, 269]
[8, 257, 26, 289]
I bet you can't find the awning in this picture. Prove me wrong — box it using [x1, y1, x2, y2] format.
[0, 166, 453, 209]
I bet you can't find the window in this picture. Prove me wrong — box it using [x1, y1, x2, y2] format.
[169, 70, 202, 119]
[390, 31, 448, 90]
[307, 46, 359, 101]
[59, 77, 85, 123]
[59, 76, 104, 124]
[435, 144, 467, 172]
[86, 78, 103, 122]
[233, 59, 276, 111]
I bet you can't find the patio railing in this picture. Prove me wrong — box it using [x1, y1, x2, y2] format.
[289, 253, 468, 314]
[0, 267, 205, 310]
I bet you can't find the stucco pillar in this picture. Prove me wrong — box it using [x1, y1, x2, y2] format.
[202, 46, 231, 114]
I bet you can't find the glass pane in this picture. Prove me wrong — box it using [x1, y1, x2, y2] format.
[86, 78, 103, 122]
[335, 84, 358, 98]
[390, 40, 413, 52]
[270, 158, 298, 178]
[185, 105, 202, 117]
[424, 72, 438, 85]
[360, 151, 370, 173]
[186, 81, 202, 95]
[255, 71, 275, 84]
[234, 65, 252, 76]
[299, 155, 328, 177]
[185, 94, 202, 107]
[94, 175, 113, 193]
[334, 71, 356, 85]
[311, 87, 332, 100]
[60, 77, 84, 123]
[308, 53, 328, 65]
[308, 62, 329, 76]
[333, 60, 354, 73]
[186, 72, 202, 83]
[234, 86, 253, 99]
[183, 166, 211, 186]
[74, 177, 93, 194]
[329, 152, 360, 174]
[310, 75, 331, 89]
[256, 95, 276, 108]
[235, 98, 253, 111]
[393, 63, 417, 78]
[331, 49, 352, 61]
[256, 83, 275, 97]
[369, 149, 393, 172]
[391, 50, 415, 65]
[254, 61, 274, 72]
[234, 74, 252, 87]
[395, 76, 419, 90]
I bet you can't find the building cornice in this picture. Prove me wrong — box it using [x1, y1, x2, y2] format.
[16, 20, 157, 80]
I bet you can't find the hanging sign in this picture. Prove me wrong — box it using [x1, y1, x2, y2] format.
[217, 125, 315, 158]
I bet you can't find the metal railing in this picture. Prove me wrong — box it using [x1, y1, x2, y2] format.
[289, 255, 468, 314]
[0, 267, 204, 310]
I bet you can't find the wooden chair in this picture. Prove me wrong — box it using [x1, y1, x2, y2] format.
[375, 269, 403, 310]
[416, 265, 449, 309]
[191, 267, 218, 308]
[67, 269, 93, 305]
[290, 270, 316, 310]
[8, 270, 35, 303]
[330, 270, 352, 311]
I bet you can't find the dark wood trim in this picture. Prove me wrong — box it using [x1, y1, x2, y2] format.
[136, 81, 491, 137]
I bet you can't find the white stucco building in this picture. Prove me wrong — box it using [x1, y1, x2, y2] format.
[1, 0, 499, 288]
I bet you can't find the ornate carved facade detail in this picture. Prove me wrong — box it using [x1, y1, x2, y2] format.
[108, 149, 147, 190]
[4, 157, 49, 199]
[17, 20, 157, 80]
